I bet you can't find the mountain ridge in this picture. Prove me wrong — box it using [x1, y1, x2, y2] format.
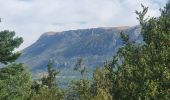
[18, 26, 141, 72]
[41, 26, 130, 37]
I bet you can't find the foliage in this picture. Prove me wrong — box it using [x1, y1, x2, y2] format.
[41, 61, 60, 89]
[73, 57, 87, 77]
[89, 67, 112, 100]
[66, 79, 90, 100]
[31, 86, 64, 100]
[0, 1, 170, 100]
[0, 63, 32, 100]
[66, 58, 90, 100]
[31, 62, 64, 100]
[104, 2, 170, 100]
[0, 30, 23, 64]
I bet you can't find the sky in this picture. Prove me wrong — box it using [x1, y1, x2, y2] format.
[0, 0, 168, 50]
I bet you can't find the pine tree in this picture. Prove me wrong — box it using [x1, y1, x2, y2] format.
[0, 30, 23, 64]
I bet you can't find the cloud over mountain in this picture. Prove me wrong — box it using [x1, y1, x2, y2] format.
[0, 0, 167, 50]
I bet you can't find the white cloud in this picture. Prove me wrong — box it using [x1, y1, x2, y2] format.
[0, 0, 168, 50]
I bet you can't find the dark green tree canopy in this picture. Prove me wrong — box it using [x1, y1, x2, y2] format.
[103, 1, 170, 99]
[0, 30, 23, 64]
[0, 63, 31, 100]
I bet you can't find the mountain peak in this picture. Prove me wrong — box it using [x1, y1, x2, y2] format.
[42, 26, 130, 36]
[18, 26, 141, 72]
[44, 31, 57, 36]
[40, 31, 59, 38]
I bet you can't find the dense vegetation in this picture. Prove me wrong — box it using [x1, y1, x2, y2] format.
[0, 1, 170, 100]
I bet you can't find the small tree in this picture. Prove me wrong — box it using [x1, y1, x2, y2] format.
[66, 58, 90, 100]
[31, 61, 64, 100]
[41, 61, 59, 89]
[89, 67, 112, 100]
[73, 57, 87, 78]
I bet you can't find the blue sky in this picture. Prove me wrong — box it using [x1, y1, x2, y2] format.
[0, 0, 168, 50]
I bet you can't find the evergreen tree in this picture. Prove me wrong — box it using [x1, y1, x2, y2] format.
[104, 1, 170, 99]
[0, 30, 23, 64]
[0, 21, 31, 100]
[0, 64, 31, 100]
